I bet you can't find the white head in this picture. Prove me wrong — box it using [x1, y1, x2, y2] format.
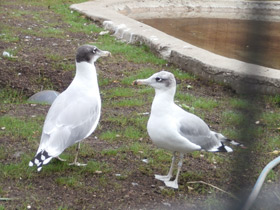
[133, 71, 176, 91]
[75, 45, 111, 64]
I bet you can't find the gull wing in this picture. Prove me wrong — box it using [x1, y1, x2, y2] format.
[178, 111, 221, 151]
[37, 90, 100, 156]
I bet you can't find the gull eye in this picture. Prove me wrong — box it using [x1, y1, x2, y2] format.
[92, 47, 97, 53]
[155, 77, 162, 82]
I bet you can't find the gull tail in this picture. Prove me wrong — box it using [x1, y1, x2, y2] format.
[223, 138, 246, 148]
[212, 131, 245, 148]
[208, 142, 233, 153]
[217, 142, 233, 152]
[29, 150, 53, 172]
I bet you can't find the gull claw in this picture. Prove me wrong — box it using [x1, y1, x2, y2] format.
[155, 174, 172, 182]
[164, 180, 179, 189]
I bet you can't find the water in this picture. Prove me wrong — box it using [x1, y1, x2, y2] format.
[139, 18, 280, 70]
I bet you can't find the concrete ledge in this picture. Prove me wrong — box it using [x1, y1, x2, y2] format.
[70, 0, 280, 94]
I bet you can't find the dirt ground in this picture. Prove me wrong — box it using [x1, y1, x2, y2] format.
[0, 1, 279, 210]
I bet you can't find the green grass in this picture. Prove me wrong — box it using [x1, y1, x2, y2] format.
[261, 111, 280, 128]
[176, 93, 218, 111]
[99, 130, 121, 142]
[45, 52, 65, 61]
[52, 62, 75, 71]
[121, 68, 156, 85]
[1, 0, 280, 208]
[55, 176, 83, 188]
[0, 116, 43, 142]
[229, 98, 251, 109]
[173, 68, 196, 80]
[221, 111, 246, 125]
[0, 24, 19, 43]
[110, 98, 145, 107]
[0, 154, 34, 179]
[106, 87, 135, 98]
[193, 98, 219, 110]
[0, 87, 27, 104]
[97, 37, 167, 65]
[123, 126, 142, 140]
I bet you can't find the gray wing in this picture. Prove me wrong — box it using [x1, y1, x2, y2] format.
[178, 112, 221, 150]
[38, 90, 100, 156]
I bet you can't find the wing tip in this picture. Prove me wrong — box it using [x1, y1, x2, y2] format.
[29, 150, 52, 171]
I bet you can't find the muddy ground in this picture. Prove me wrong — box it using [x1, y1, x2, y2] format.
[0, 1, 279, 210]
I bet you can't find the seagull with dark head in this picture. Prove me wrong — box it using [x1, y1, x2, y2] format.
[133, 70, 242, 189]
[29, 45, 111, 172]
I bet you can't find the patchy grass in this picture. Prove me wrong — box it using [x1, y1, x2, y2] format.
[1, 0, 280, 209]
[0, 116, 43, 142]
[0, 87, 27, 104]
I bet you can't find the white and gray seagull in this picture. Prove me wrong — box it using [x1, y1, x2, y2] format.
[133, 70, 242, 189]
[29, 45, 111, 172]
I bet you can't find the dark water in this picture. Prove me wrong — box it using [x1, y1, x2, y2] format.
[139, 18, 280, 70]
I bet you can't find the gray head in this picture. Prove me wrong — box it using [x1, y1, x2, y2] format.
[133, 71, 176, 90]
[76, 45, 111, 64]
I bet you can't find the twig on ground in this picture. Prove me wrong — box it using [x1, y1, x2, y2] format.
[0, 197, 18, 201]
[187, 181, 239, 200]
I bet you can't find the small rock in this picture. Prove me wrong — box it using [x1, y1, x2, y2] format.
[99, 31, 109, 36]
[163, 202, 171, 207]
[3, 51, 11, 57]
[131, 182, 138, 186]
[137, 112, 149, 115]
[13, 151, 24, 158]
[124, 194, 129, 198]
[187, 186, 194, 191]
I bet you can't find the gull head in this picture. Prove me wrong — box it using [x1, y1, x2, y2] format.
[76, 45, 111, 64]
[133, 71, 176, 91]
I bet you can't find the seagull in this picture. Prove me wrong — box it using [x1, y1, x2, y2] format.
[29, 45, 111, 172]
[133, 70, 242, 189]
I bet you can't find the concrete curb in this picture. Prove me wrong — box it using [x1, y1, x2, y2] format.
[70, 0, 280, 94]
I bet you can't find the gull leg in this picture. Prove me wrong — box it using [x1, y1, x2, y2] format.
[69, 142, 87, 166]
[164, 153, 184, 189]
[155, 152, 176, 181]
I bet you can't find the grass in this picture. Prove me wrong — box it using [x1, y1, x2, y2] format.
[97, 37, 167, 65]
[0, 24, 19, 43]
[0, 116, 43, 142]
[121, 68, 156, 85]
[1, 0, 280, 209]
[110, 98, 146, 107]
[0, 87, 27, 104]
[106, 87, 135, 98]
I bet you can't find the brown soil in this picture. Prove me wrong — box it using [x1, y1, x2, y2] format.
[0, 1, 279, 210]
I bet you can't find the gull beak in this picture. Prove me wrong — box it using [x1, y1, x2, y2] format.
[132, 79, 148, 86]
[98, 50, 111, 57]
